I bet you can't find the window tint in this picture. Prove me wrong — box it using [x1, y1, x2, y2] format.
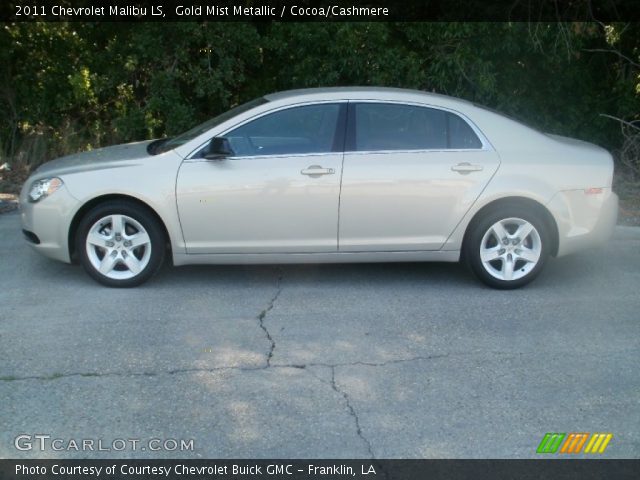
[448, 112, 483, 148]
[355, 103, 447, 151]
[353, 103, 482, 151]
[227, 104, 342, 156]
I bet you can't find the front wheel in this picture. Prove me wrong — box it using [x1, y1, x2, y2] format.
[465, 207, 550, 289]
[76, 201, 166, 287]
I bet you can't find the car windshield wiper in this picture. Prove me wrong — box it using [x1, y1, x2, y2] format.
[147, 138, 172, 155]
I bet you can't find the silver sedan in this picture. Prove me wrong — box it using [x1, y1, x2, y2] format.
[19, 87, 618, 288]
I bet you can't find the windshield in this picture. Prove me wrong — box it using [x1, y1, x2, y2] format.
[152, 96, 269, 154]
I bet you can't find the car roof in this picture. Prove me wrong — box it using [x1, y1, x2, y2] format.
[263, 87, 474, 109]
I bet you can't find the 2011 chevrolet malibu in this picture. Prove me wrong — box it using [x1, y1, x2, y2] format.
[19, 87, 618, 288]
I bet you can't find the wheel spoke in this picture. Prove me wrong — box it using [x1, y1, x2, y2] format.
[517, 247, 539, 263]
[123, 255, 142, 275]
[87, 231, 107, 247]
[111, 215, 124, 236]
[515, 222, 534, 241]
[99, 253, 119, 274]
[128, 231, 151, 248]
[502, 257, 514, 280]
[481, 246, 501, 262]
[491, 221, 509, 242]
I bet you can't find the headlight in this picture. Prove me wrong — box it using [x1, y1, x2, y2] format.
[28, 177, 64, 203]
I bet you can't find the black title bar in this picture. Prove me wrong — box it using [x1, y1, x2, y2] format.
[1, 0, 640, 22]
[1, 459, 640, 480]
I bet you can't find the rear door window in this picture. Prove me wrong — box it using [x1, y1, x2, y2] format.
[352, 103, 482, 151]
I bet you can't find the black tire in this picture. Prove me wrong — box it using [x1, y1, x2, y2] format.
[464, 205, 551, 289]
[75, 201, 166, 287]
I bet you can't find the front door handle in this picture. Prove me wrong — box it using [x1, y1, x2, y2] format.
[451, 162, 483, 174]
[301, 165, 335, 177]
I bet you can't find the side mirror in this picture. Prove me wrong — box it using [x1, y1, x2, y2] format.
[204, 137, 234, 160]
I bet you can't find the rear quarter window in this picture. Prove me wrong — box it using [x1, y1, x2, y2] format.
[448, 113, 483, 149]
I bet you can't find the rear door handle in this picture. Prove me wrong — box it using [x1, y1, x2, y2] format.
[451, 162, 483, 174]
[301, 165, 335, 177]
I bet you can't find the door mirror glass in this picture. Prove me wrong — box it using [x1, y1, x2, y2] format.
[204, 137, 234, 159]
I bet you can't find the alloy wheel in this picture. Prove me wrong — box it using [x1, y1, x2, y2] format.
[85, 214, 152, 280]
[479, 217, 542, 281]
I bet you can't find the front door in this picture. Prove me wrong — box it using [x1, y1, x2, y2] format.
[176, 102, 346, 254]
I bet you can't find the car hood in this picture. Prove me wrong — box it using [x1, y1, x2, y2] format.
[33, 140, 155, 177]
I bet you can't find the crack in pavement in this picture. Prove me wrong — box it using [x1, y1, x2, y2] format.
[302, 365, 375, 459]
[329, 365, 375, 459]
[0, 269, 527, 463]
[257, 270, 283, 367]
[0, 366, 261, 382]
[0, 349, 520, 460]
[0, 351, 523, 382]
[1, 270, 290, 383]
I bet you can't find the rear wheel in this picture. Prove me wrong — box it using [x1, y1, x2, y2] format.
[465, 207, 550, 289]
[76, 201, 165, 287]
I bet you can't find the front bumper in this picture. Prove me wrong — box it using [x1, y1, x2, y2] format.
[19, 182, 79, 263]
[548, 188, 618, 257]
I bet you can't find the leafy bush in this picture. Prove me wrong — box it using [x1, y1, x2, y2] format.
[1, 21, 638, 176]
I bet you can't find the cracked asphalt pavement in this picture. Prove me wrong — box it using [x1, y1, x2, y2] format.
[1, 211, 639, 459]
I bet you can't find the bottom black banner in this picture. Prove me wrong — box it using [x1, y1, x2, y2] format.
[1, 459, 638, 480]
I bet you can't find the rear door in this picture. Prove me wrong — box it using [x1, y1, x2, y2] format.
[338, 102, 500, 251]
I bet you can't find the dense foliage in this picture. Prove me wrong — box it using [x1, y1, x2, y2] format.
[0, 22, 638, 173]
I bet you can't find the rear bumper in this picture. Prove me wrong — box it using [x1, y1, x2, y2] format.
[548, 188, 618, 257]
